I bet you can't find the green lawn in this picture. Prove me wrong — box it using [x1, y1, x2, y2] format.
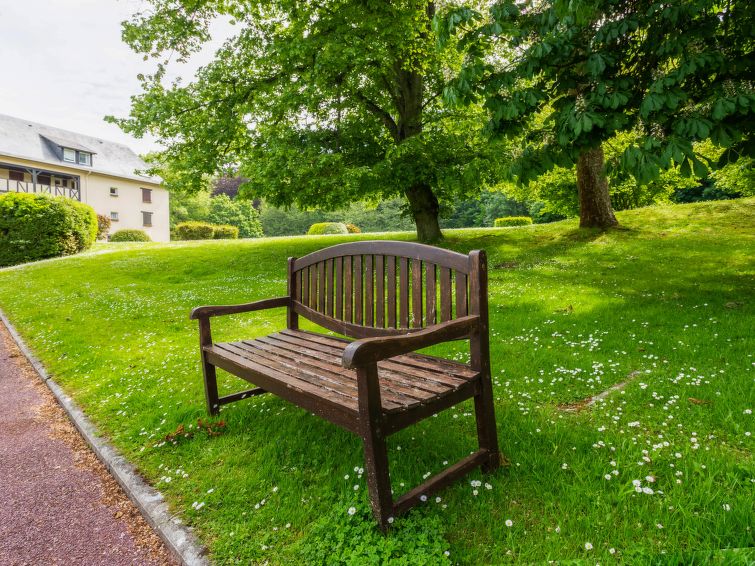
[1, 199, 753, 564]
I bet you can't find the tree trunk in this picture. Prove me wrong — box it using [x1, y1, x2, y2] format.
[405, 183, 443, 243]
[576, 145, 619, 228]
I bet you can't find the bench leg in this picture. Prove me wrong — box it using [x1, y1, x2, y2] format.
[357, 365, 394, 531]
[201, 355, 220, 416]
[474, 374, 501, 472]
[362, 428, 394, 531]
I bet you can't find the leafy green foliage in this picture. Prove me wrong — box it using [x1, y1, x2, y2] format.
[111, 0, 508, 241]
[206, 194, 263, 239]
[175, 221, 215, 240]
[345, 223, 361, 234]
[307, 222, 349, 236]
[442, 0, 755, 187]
[260, 200, 415, 237]
[494, 216, 532, 227]
[212, 224, 239, 240]
[0, 193, 97, 266]
[299, 501, 449, 565]
[110, 229, 151, 242]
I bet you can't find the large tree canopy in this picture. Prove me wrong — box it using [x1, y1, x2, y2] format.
[111, 0, 505, 242]
[440, 0, 755, 227]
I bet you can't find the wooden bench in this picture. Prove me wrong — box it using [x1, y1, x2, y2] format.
[190, 241, 501, 529]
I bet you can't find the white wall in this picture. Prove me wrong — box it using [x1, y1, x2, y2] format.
[81, 174, 169, 242]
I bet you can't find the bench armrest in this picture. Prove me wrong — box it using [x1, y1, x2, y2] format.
[342, 315, 479, 369]
[190, 296, 290, 320]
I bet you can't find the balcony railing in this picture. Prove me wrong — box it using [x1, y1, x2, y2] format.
[0, 178, 81, 201]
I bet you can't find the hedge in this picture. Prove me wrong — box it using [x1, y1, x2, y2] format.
[345, 223, 361, 234]
[213, 224, 239, 239]
[175, 221, 216, 240]
[110, 229, 151, 242]
[307, 222, 349, 235]
[0, 193, 97, 267]
[494, 216, 533, 227]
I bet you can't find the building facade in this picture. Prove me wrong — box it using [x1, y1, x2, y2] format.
[0, 114, 169, 242]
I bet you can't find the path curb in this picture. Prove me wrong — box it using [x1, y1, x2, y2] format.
[0, 309, 209, 566]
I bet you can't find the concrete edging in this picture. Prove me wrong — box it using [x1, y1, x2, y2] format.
[0, 309, 209, 566]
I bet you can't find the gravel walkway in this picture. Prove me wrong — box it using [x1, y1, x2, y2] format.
[0, 324, 174, 566]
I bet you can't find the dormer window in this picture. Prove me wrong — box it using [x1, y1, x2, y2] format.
[61, 147, 92, 166]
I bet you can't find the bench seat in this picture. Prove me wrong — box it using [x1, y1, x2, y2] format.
[204, 329, 481, 434]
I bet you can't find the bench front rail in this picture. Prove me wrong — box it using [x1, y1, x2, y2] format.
[190, 241, 501, 530]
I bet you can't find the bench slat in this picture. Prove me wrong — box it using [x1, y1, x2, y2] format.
[375, 255, 385, 328]
[426, 262, 436, 326]
[456, 271, 468, 317]
[335, 257, 343, 320]
[354, 255, 363, 325]
[344, 256, 353, 323]
[439, 266, 452, 322]
[365, 255, 374, 326]
[399, 257, 409, 328]
[387, 256, 397, 328]
[411, 258, 423, 328]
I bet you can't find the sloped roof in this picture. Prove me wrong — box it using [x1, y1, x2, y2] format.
[0, 113, 160, 184]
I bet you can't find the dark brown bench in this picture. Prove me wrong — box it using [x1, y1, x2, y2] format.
[190, 241, 501, 529]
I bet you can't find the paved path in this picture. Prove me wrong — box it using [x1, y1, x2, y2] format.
[0, 324, 173, 566]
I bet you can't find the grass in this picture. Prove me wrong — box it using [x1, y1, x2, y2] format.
[1, 199, 753, 564]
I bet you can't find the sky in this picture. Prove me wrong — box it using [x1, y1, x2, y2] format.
[0, 0, 229, 155]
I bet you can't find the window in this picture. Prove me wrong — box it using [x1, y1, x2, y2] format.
[110, 211, 119, 222]
[110, 187, 119, 197]
[8, 170, 24, 182]
[63, 148, 76, 162]
[142, 211, 153, 227]
[77, 152, 92, 166]
[141, 188, 152, 203]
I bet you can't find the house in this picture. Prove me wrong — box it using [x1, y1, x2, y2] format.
[0, 113, 169, 242]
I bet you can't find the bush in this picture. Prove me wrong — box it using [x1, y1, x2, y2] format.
[110, 229, 151, 242]
[96, 214, 111, 240]
[0, 193, 97, 267]
[213, 224, 239, 239]
[345, 223, 361, 233]
[307, 222, 349, 235]
[175, 221, 215, 240]
[494, 216, 533, 227]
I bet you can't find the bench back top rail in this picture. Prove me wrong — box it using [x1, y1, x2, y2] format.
[289, 241, 486, 339]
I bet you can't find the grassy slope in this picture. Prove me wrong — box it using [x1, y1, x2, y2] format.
[0, 199, 753, 564]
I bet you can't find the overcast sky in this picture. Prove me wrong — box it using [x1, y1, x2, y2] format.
[0, 0, 228, 155]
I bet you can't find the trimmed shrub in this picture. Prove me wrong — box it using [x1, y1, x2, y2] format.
[96, 214, 111, 240]
[110, 229, 151, 242]
[175, 221, 215, 240]
[307, 222, 349, 235]
[494, 216, 533, 227]
[345, 223, 361, 233]
[213, 224, 239, 239]
[0, 193, 97, 267]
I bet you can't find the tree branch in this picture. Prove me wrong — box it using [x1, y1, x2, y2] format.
[353, 91, 399, 141]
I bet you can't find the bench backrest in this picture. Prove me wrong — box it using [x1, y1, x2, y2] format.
[288, 241, 487, 339]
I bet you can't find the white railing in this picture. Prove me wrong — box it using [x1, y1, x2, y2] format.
[0, 178, 81, 201]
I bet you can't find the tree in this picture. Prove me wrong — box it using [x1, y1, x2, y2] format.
[440, 0, 755, 228]
[111, 0, 505, 243]
[207, 194, 263, 238]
